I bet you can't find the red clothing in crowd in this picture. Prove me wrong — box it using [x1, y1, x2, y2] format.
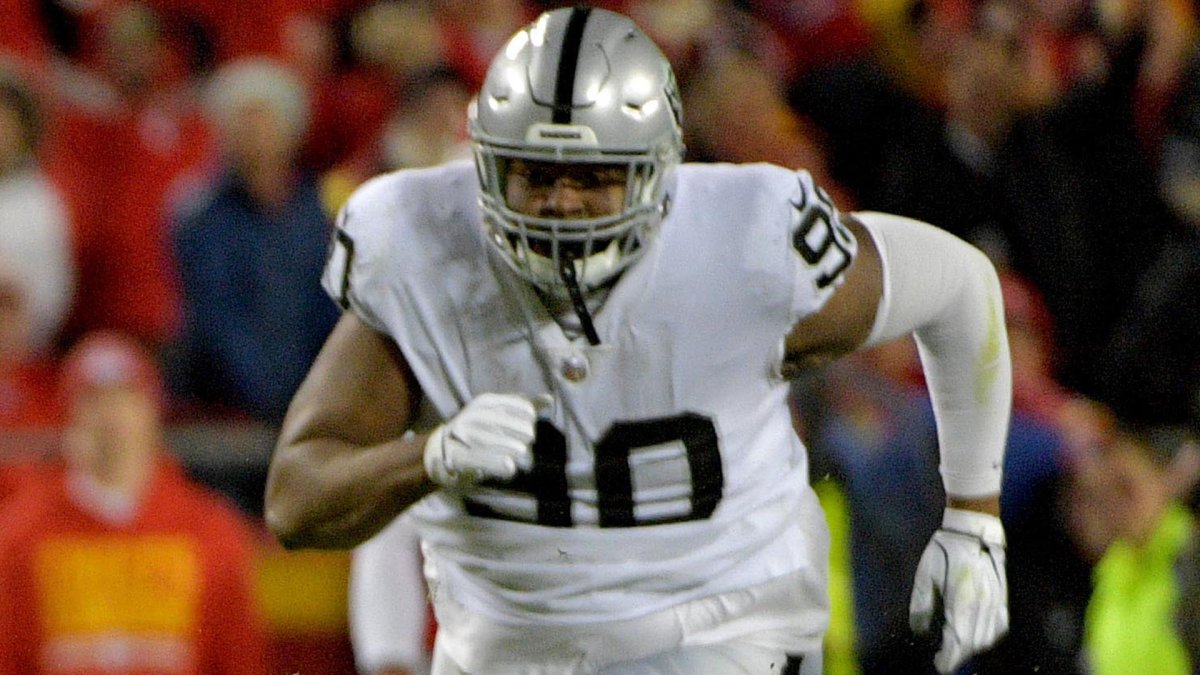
[0, 460, 40, 511]
[0, 0, 51, 72]
[141, 0, 286, 64]
[61, 0, 286, 68]
[0, 359, 62, 432]
[0, 358, 62, 500]
[44, 94, 217, 346]
[435, 2, 538, 92]
[0, 355, 62, 506]
[0, 458, 267, 675]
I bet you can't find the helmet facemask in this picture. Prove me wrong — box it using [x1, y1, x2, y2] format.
[473, 140, 676, 298]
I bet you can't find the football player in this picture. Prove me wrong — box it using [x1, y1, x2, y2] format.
[265, 6, 1011, 674]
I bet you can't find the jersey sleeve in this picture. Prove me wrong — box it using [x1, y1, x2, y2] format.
[784, 170, 858, 322]
[313, 161, 484, 420]
[320, 181, 395, 334]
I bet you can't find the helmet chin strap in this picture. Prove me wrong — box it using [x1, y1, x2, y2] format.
[558, 253, 602, 346]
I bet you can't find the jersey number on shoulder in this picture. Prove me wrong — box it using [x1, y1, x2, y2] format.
[464, 413, 723, 528]
[791, 184, 854, 288]
[326, 216, 356, 309]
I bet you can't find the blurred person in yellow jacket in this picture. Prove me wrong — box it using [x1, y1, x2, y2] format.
[1071, 417, 1200, 674]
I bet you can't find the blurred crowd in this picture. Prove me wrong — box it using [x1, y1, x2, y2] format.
[1, 0, 1200, 673]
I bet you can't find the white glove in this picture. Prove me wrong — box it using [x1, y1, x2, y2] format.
[423, 393, 539, 487]
[910, 507, 1009, 674]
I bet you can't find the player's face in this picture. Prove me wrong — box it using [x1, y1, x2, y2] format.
[504, 159, 627, 219]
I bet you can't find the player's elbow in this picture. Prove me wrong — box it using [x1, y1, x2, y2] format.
[263, 497, 308, 550]
[263, 454, 320, 549]
[781, 349, 841, 379]
[263, 494, 307, 550]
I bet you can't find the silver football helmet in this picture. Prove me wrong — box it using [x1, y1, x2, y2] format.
[469, 6, 684, 296]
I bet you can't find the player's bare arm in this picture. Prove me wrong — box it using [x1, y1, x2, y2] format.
[265, 312, 433, 549]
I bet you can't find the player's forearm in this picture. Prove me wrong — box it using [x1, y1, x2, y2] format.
[264, 434, 434, 550]
[858, 212, 1012, 501]
[947, 494, 1001, 517]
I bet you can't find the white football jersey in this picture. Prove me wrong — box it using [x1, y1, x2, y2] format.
[323, 159, 858, 632]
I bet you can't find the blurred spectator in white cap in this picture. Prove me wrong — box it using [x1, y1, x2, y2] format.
[169, 57, 338, 428]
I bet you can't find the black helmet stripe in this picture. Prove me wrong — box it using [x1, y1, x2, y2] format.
[552, 5, 593, 124]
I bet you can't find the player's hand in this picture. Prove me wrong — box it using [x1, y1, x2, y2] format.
[423, 393, 539, 487]
[910, 507, 1009, 674]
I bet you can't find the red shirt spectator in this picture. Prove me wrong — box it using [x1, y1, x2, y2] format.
[42, 3, 219, 346]
[0, 459, 268, 675]
[0, 331, 268, 675]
